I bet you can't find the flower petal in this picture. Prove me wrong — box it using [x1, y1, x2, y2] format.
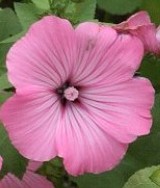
[55, 104, 128, 175]
[0, 156, 3, 171]
[130, 24, 158, 53]
[156, 26, 160, 52]
[73, 26, 144, 86]
[23, 171, 54, 188]
[126, 11, 151, 26]
[0, 90, 61, 161]
[80, 77, 154, 143]
[0, 172, 54, 188]
[27, 161, 42, 172]
[115, 11, 151, 30]
[113, 11, 158, 53]
[7, 16, 75, 90]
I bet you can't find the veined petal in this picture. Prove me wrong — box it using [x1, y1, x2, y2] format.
[0, 90, 61, 161]
[127, 11, 151, 26]
[80, 77, 154, 143]
[7, 16, 76, 89]
[73, 26, 144, 86]
[130, 24, 158, 53]
[22, 171, 54, 188]
[72, 23, 117, 84]
[115, 11, 151, 30]
[113, 11, 158, 53]
[55, 104, 127, 175]
[0, 172, 54, 188]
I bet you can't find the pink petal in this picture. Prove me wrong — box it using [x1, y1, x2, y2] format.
[113, 11, 158, 53]
[0, 90, 60, 161]
[156, 26, 160, 42]
[55, 104, 128, 175]
[0, 156, 3, 170]
[73, 25, 144, 86]
[156, 26, 160, 52]
[7, 16, 76, 90]
[80, 77, 154, 143]
[0, 174, 22, 188]
[126, 11, 151, 26]
[72, 23, 117, 84]
[22, 171, 54, 188]
[27, 161, 42, 172]
[115, 11, 151, 30]
[0, 172, 54, 188]
[130, 24, 158, 53]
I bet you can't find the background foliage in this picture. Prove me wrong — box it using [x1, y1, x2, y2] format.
[0, 0, 160, 188]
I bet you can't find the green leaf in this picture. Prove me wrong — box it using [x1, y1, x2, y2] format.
[0, 31, 26, 44]
[0, 9, 19, 67]
[97, 0, 142, 15]
[139, 55, 160, 93]
[0, 73, 11, 90]
[151, 94, 160, 133]
[150, 168, 160, 186]
[31, 0, 50, 10]
[0, 91, 12, 105]
[0, 43, 13, 67]
[123, 166, 160, 188]
[74, 0, 96, 22]
[0, 125, 28, 179]
[140, 0, 160, 25]
[0, 8, 22, 41]
[14, 3, 44, 29]
[0, 66, 6, 76]
[38, 157, 66, 188]
[0, 73, 13, 106]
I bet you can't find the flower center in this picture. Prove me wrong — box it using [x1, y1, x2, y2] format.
[56, 82, 80, 105]
[64, 86, 79, 101]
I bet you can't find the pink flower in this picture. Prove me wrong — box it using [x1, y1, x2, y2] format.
[113, 11, 159, 54]
[0, 16, 154, 175]
[0, 160, 54, 188]
[0, 172, 54, 188]
[156, 26, 160, 51]
[27, 160, 42, 171]
[0, 157, 2, 171]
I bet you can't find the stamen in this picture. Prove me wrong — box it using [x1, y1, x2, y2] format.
[64, 86, 79, 101]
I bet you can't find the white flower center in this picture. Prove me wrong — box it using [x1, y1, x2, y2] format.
[64, 86, 79, 101]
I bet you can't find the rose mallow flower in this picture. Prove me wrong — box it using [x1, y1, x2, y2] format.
[113, 11, 159, 54]
[0, 159, 54, 188]
[0, 16, 154, 175]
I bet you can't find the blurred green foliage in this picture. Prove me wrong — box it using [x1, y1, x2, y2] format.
[0, 124, 28, 179]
